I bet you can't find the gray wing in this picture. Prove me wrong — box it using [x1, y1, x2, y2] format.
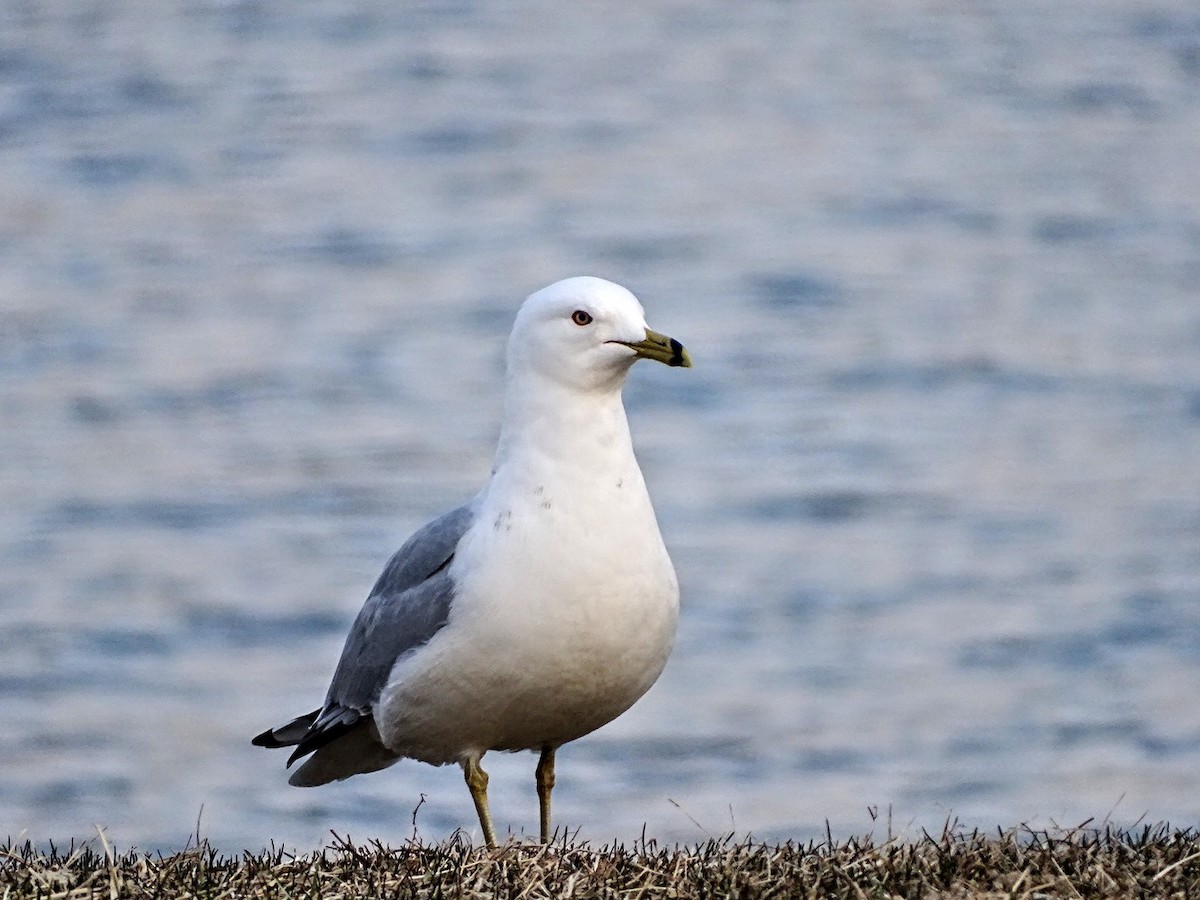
[252, 502, 475, 782]
[323, 501, 475, 715]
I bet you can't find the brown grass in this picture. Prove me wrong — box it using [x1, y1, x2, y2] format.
[4, 821, 1200, 898]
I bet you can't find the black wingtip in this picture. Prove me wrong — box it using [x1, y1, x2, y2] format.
[252, 708, 321, 750]
[251, 728, 281, 748]
[286, 715, 363, 766]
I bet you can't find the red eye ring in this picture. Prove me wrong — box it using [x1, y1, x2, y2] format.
[571, 310, 593, 326]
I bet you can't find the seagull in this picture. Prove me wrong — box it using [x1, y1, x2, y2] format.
[253, 276, 691, 847]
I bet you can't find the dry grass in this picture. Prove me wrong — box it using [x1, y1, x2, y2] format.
[4, 822, 1200, 898]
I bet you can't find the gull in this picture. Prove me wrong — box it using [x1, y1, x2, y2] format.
[253, 276, 691, 847]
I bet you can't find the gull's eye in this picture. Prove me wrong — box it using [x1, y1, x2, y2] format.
[571, 310, 593, 326]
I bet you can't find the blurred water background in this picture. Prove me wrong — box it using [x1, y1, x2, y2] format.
[2, 0, 1199, 853]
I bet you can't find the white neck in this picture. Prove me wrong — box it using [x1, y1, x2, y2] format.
[492, 373, 635, 478]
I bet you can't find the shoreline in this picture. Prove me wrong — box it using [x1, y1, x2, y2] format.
[4, 823, 1198, 898]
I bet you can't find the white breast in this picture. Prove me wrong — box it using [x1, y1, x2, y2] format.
[377, 459, 680, 764]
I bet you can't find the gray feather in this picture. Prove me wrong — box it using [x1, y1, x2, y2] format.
[319, 569, 457, 721]
[323, 503, 474, 714]
[368, 503, 474, 598]
[288, 719, 399, 787]
[264, 502, 476, 771]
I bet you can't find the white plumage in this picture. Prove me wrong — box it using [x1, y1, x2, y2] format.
[254, 276, 691, 846]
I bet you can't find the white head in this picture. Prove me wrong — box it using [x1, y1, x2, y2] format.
[507, 276, 691, 394]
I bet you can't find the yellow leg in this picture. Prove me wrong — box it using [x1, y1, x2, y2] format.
[462, 755, 497, 848]
[536, 745, 556, 844]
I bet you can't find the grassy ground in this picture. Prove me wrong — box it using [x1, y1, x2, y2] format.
[3, 822, 1199, 898]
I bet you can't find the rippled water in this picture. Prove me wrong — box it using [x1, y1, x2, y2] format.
[3, 1, 1199, 852]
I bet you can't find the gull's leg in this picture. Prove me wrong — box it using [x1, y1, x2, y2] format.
[462, 754, 497, 848]
[536, 745, 556, 843]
